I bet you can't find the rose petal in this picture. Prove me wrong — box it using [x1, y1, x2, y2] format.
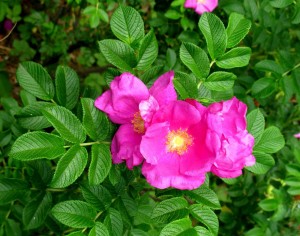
[95, 72, 149, 124]
[149, 71, 177, 107]
[111, 124, 144, 169]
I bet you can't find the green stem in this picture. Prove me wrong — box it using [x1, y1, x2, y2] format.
[282, 62, 300, 77]
[63, 141, 111, 149]
[210, 60, 215, 68]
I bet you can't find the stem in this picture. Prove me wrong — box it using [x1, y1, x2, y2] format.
[0, 23, 17, 42]
[210, 60, 215, 68]
[81, 211, 103, 233]
[282, 62, 300, 77]
[50, 99, 57, 105]
[31, 187, 67, 192]
[63, 141, 111, 149]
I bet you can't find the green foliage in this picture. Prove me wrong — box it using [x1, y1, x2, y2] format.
[0, 1, 297, 235]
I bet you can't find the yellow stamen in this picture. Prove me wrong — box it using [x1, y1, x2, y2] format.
[131, 112, 145, 134]
[197, 0, 206, 3]
[166, 129, 193, 155]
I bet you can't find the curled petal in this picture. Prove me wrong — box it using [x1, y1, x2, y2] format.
[95, 72, 149, 124]
[139, 95, 160, 127]
[207, 97, 247, 135]
[111, 124, 144, 169]
[149, 71, 177, 107]
[211, 131, 255, 178]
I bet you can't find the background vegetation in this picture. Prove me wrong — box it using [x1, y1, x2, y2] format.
[0, 0, 300, 235]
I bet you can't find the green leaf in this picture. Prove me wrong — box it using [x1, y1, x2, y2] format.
[140, 65, 164, 85]
[258, 198, 279, 211]
[110, 5, 144, 46]
[246, 152, 275, 174]
[216, 47, 251, 69]
[89, 222, 110, 236]
[81, 98, 111, 141]
[52, 200, 96, 228]
[99, 39, 136, 72]
[184, 185, 221, 209]
[254, 126, 285, 153]
[254, 60, 284, 75]
[26, 160, 52, 187]
[136, 29, 158, 71]
[174, 71, 198, 99]
[285, 176, 300, 187]
[251, 77, 276, 99]
[4, 219, 22, 236]
[23, 192, 52, 229]
[16, 102, 54, 130]
[287, 186, 300, 195]
[166, 48, 177, 69]
[104, 208, 123, 236]
[9, 131, 65, 161]
[180, 42, 210, 79]
[189, 204, 219, 236]
[160, 218, 194, 236]
[88, 144, 112, 185]
[81, 183, 112, 211]
[270, 0, 293, 8]
[16, 61, 54, 101]
[199, 13, 227, 59]
[151, 197, 188, 223]
[0, 178, 29, 204]
[226, 12, 251, 48]
[164, 9, 182, 20]
[55, 66, 80, 110]
[246, 109, 265, 143]
[194, 226, 212, 236]
[51, 145, 88, 188]
[20, 90, 37, 106]
[204, 72, 236, 91]
[42, 105, 86, 143]
[286, 164, 300, 177]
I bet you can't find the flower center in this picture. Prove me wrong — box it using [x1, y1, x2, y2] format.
[166, 129, 193, 155]
[131, 112, 145, 134]
[197, 0, 206, 3]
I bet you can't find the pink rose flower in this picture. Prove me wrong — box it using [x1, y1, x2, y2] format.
[206, 97, 255, 178]
[140, 100, 217, 190]
[294, 133, 300, 138]
[184, 0, 218, 15]
[94, 71, 176, 169]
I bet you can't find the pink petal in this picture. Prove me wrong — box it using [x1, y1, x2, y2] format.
[95, 72, 149, 124]
[207, 97, 247, 135]
[195, 0, 218, 14]
[111, 124, 144, 169]
[294, 133, 300, 138]
[211, 131, 255, 178]
[140, 122, 171, 165]
[142, 162, 206, 190]
[139, 95, 160, 127]
[149, 71, 177, 107]
[179, 123, 216, 176]
[153, 101, 201, 130]
[184, 0, 197, 8]
[211, 167, 242, 179]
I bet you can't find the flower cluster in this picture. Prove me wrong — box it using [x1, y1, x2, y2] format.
[184, 0, 218, 15]
[95, 71, 255, 190]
